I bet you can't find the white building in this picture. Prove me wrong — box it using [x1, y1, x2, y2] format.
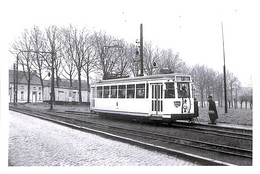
[9, 70, 43, 103]
[43, 78, 90, 103]
[9, 70, 90, 104]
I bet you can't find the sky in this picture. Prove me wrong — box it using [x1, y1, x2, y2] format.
[1, 0, 260, 87]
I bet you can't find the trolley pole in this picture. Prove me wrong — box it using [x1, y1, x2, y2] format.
[140, 23, 144, 76]
[221, 21, 228, 114]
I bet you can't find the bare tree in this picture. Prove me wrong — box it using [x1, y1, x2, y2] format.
[11, 29, 33, 103]
[143, 41, 161, 75]
[126, 43, 140, 77]
[227, 72, 239, 108]
[190, 64, 208, 107]
[43, 25, 62, 105]
[214, 73, 224, 107]
[92, 31, 123, 79]
[65, 26, 94, 103]
[59, 43, 77, 88]
[111, 39, 128, 77]
[82, 35, 96, 92]
[30, 26, 47, 93]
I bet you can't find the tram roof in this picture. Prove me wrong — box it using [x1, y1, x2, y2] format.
[93, 73, 191, 85]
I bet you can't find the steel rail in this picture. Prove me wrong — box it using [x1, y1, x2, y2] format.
[10, 107, 252, 161]
[9, 107, 236, 166]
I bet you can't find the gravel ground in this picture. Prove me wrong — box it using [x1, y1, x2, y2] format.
[8, 111, 197, 166]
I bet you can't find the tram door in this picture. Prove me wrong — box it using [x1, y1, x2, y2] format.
[150, 83, 163, 115]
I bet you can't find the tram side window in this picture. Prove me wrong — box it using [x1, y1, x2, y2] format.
[165, 83, 175, 98]
[118, 85, 126, 98]
[103, 86, 110, 98]
[97, 86, 102, 98]
[136, 84, 145, 98]
[111, 85, 117, 98]
[177, 82, 190, 98]
[127, 85, 135, 98]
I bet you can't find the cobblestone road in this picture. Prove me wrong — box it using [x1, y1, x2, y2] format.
[8, 111, 197, 166]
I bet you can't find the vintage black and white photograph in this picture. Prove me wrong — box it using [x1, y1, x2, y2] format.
[0, 0, 259, 172]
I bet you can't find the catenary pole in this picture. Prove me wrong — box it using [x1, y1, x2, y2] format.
[140, 23, 144, 76]
[16, 54, 18, 103]
[221, 21, 228, 113]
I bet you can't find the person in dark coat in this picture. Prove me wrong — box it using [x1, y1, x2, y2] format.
[208, 96, 218, 124]
[189, 98, 199, 123]
[194, 98, 199, 117]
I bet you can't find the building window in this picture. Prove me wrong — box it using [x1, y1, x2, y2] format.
[21, 91, 24, 100]
[39, 92, 41, 100]
[39, 86, 41, 90]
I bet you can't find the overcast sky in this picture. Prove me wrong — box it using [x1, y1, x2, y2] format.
[1, 0, 260, 87]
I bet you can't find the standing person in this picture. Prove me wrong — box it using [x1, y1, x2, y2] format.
[208, 96, 218, 124]
[194, 98, 199, 117]
[189, 98, 199, 123]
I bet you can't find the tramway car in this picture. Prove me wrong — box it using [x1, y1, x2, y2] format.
[90, 74, 197, 122]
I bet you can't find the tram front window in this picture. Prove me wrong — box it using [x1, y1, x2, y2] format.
[165, 83, 175, 98]
[177, 82, 190, 98]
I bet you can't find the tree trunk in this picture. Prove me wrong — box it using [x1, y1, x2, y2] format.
[56, 69, 59, 88]
[200, 90, 204, 107]
[78, 69, 82, 104]
[69, 73, 73, 88]
[27, 71, 31, 103]
[86, 65, 90, 92]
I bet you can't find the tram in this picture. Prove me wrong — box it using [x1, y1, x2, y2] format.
[90, 74, 197, 122]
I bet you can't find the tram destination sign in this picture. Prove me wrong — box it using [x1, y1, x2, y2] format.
[175, 76, 190, 82]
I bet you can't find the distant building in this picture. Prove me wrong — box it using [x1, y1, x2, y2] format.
[43, 78, 90, 103]
[9, 70, 43, 103]
[9, 69, 90, 104]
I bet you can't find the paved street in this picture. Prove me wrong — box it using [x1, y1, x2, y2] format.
[8, 111, 197, 166]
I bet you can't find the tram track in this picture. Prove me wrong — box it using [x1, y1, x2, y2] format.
[60, 110, 253, 140]
[170, 122, 252, 141]
[9, 106, 252, 166]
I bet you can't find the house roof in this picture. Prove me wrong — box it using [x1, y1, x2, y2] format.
[44, 78, 88, 90]
[9, 69, 88, 91]
[9, 70, 42, 85]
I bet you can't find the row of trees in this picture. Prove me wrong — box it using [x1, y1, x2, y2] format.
[190, 64, 252, 108]
[10, 25, 186, 103]
[10, 25, 252, 108]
